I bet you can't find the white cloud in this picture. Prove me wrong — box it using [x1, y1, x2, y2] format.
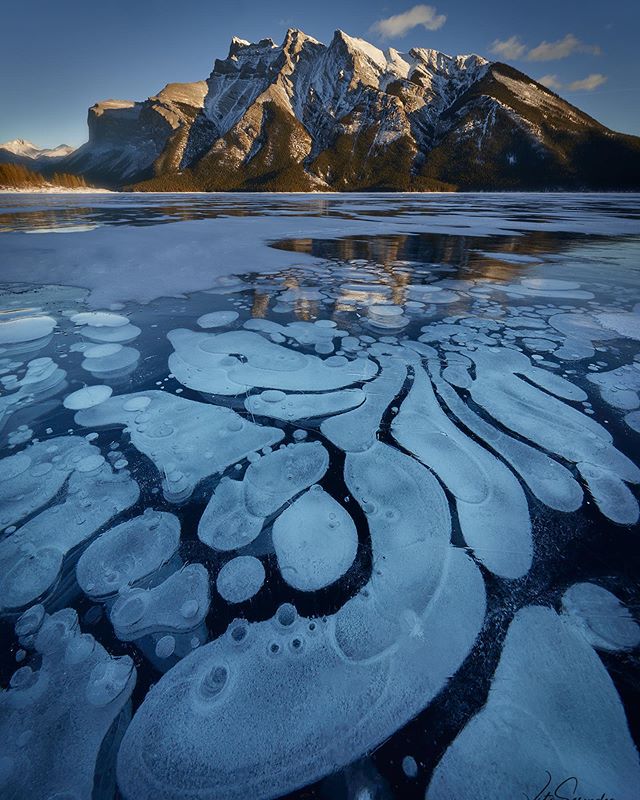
[538, 74, 563, 90]
[370, 4, 446, 39]
[536, 72, 607, 92]
[489, 36, 527, 60]
[567, 73, 607, 91]
[527, 33, 601, 62]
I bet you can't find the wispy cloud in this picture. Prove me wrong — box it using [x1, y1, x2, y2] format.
[527, 34, 601, 62]
[490, 32, 601, 63]
[538, 74, 563, 90]
[567, 73, 607, 91]
[489, 36, 527, 60]
[370, 4, 446, 39]
[537, 72, 607, 92]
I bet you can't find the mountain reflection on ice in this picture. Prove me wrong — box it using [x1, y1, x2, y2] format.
[0, 193, 639, 800]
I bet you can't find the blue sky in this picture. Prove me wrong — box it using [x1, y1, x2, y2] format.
[1, 1, 639, 147]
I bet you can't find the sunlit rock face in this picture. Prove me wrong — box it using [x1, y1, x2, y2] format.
[1, 195, 640, 800]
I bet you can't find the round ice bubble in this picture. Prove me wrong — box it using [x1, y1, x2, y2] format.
[63, 385, 113, 410]
[0, 316, 56, 344]
[197, 311, 239, 329]
[216, 556, 265, 603]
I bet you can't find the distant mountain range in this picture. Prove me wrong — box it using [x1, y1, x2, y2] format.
[3, 29, 640, 192]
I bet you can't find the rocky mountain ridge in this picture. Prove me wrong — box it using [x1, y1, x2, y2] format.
[6, 29, 640, 191]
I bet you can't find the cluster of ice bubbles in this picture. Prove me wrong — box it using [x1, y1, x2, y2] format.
[1, 267, 640, 799]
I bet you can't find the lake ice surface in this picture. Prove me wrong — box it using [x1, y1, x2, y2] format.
[0, 192, 639, 800]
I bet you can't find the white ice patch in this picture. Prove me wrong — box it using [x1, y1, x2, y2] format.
[198, 442, 329, 551]
[0, 436, 108, 529]
[76, 510, 180, 599]
[597, 310, 640, 341]
[431, 366, 583, 512]
[467, 347, 640, 524]
[243, 442, 329, 517]
[272, 486, 358, 591]
[428, 606, 640, 800]
[588, 362, 640, 411]
[198, 477, 264, 552]
[74, 390, 283, 501]
[216, 556, 265, 603]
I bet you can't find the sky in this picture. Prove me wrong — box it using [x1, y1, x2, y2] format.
[1, 0, 639, 147]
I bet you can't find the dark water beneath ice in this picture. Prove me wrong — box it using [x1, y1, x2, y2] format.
[0, 193, 639, 800]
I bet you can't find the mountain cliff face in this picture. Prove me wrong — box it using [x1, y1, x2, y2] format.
[16, 29, 640, 191]
[56, 81, 208, 186]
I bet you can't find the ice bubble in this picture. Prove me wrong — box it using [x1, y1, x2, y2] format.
[216, 556, 265, 603]
[0, 316, 56, 344]
[562, 582, 640, 651]
[71, 312, 129, 328]
[467, 347, 640, 524]
[244, 442, 329, 517]
[321, 357, 406, 452]
[0, 461, 139, 612]
[198, 478, 265, 551]
[155, 635, 176, 659]
[63, 385, 112, 410]
[75, 391, 283, 501]
[168, 328, 378, 395]
[246, 388, 365, 421]
[272, 488, 358, 591]
[116, 530, 484, 800]
[588, 362, 640, 411]
[402, 756, 418, 778]
[431, 367, 582, 512]
[597, 310, 640, 341]
[197, 311, 239, 328]
[0, 607, 135, 799]
[428, 606, 640, 800]
[110, 564, 210, 641]
[392, 361, 532, 579]
[76, 510, 180, 599]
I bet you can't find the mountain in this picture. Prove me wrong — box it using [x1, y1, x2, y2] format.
[17, 30, 640, 191]
[0, 139, 76, 167]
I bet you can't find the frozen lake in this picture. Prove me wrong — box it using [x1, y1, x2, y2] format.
[0, 192, 639, 800]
